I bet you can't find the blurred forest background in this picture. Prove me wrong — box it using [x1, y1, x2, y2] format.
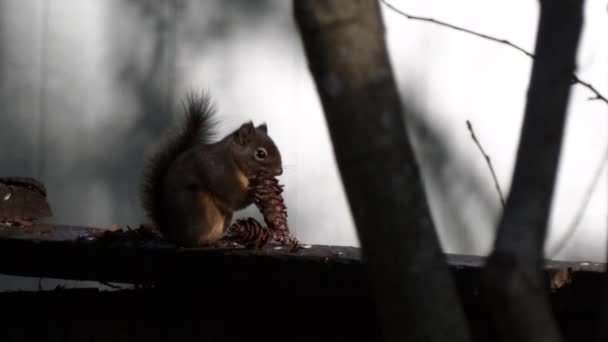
[0, 0, 606, 284]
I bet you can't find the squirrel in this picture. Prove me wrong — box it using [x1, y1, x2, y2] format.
[141, 92, 283, 247]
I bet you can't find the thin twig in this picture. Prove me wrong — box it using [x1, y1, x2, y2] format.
[100, 281, 127, 290]
[380, 0, 608, 106]
[548, 145, 608, 259]
[466, 120, 506, 209]
[572, 75, 608, 103]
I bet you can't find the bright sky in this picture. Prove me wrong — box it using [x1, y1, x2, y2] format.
[381, 0, 608, 260]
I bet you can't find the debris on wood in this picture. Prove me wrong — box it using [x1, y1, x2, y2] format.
[550, 267, 573, 292]
[0, 177, 52, 226]
[76, 224, 164, 246]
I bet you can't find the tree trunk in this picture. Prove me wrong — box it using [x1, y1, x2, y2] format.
[293, 1, 470, 341]
[482, 1, 584, 341]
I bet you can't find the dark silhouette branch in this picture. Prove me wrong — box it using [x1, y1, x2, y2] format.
[547, 145, 608, 259]
[482, 1, 584, 341]
[380, 0, 608, 106]
[466, 120, 506, 209]
[294, 1, 471, 341]
[99, 281, 127, 290]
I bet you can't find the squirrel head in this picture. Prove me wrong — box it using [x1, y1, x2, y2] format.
[230, 121, 283, 178]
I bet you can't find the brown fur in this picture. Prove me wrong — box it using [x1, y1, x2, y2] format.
[140, 93, 283, 247]
[235, 168, 250, 190]
[197, 192, 226, 243]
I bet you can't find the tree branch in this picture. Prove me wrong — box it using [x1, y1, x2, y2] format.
[294, 1, 471, 341]
[466, 120, 506, 209]
[482, 1, 584, 341]
[380, 0, 608, 106]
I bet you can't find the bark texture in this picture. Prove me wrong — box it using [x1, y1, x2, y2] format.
[294, 1, 470, 341]
[482, 1, 584, 341]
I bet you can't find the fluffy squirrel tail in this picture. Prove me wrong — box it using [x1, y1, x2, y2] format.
[141, 92, 217, 227]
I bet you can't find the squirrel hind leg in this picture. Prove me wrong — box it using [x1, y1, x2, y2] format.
[193, 191, 228, 244]
[159, 191, 228, 247]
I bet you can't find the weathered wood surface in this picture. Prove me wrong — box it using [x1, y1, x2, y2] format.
[0, 224, 605, 342]
[0, 224, 364, 294]
[0, 177, 52, 222]
[0, 224, 602, 287]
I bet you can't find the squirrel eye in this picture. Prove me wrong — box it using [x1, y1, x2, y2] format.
[255, 148, 267, 160]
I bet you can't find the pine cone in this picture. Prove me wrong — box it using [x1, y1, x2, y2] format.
[227, 218, 271, 248]
[252, 173, 299, 250]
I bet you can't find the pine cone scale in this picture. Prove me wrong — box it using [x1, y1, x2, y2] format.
[252, 173, 299, 249]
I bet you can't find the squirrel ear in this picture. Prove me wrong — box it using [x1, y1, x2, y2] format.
[236, 121, 255, 144]
[257, 123, 268, 134]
